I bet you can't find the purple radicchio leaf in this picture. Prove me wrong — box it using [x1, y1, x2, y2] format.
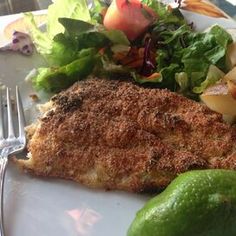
[140, 37, 156, 77]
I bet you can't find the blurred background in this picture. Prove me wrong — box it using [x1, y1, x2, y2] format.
[0, 0, 235, 18]
[211, 0, 236, 18]
[0, 0, 51, 15]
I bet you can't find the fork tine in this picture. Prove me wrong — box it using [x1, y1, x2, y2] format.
[6, 88, 15, 139]
[15, 86, 25, 138]
[0, 90, 4, 139]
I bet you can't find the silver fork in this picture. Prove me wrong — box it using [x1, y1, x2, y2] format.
[0, 87, 26, 236]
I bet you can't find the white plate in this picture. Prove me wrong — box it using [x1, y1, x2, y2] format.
[0, 6, 236, 236]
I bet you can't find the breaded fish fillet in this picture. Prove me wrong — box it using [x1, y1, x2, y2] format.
[16, 78, 236, 192]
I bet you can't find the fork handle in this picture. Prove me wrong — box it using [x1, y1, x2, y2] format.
[0, 157, 8, 236]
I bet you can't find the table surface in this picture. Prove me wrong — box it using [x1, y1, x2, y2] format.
[0, 0, 235, 18]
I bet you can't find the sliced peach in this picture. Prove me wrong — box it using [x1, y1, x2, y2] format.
[201, 82, 236, 116]
[223, 67, 236, 99]
[227, 80, 236, 99]
[226, 43, 236, 70]
[103, 0, 157, 41]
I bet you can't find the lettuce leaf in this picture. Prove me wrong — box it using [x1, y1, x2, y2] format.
[24, 12, 52, 55]
[46, 33, 79, 66]
[32, 48, 100, 93]
[132, 73, 162, 84]
[102, 30, 130, 46]
[24, 0, 91, 63]
[141, 0, 185, 26]
[89, 0, 107, 24]
[175, 72, 189, 92]
[58, 18, 130, 47]
[47, 0, 91, 38]
[152, 22, 233, 96]
[27, 4, 130, 93]
[193, 65, 225, 94]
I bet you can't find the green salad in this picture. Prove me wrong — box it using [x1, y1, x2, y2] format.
[26, 0, 233, 99]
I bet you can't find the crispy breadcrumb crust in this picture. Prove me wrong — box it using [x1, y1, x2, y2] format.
[16, 78, 236, 192]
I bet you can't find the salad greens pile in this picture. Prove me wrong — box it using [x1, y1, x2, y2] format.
[26, 0, 233, 98]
